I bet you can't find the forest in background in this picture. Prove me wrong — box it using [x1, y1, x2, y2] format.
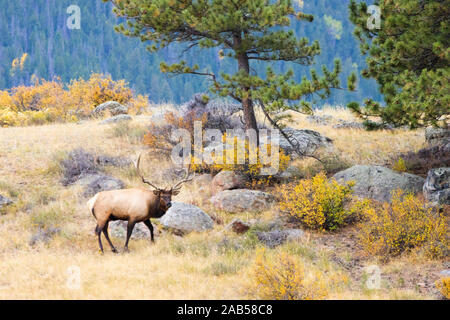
[0, 0, 380, 105]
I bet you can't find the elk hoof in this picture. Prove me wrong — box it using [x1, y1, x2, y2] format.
[112, 248, 118, 254]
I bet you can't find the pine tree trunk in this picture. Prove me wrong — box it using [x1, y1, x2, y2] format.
[237, 53, 259, 136]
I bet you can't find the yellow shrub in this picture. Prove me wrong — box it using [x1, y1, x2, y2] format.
[128, 94, 150, 115]
[246, 249, 328, 300]
[393, 157, 407, 172]
[277, 172, 359, 230]
[144, 113, 290, 184]
[198, 140, 290, 184]
[67, 73, 133, 115]
[435, 277, 450, 299]
[0, 90, 13, 109]
[0, 107, 19, 127]
[358, 190, 449, 259]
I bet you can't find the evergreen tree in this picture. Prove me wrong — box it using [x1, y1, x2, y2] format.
[348, 0, 450, 129]
[105, 0, 355, 132]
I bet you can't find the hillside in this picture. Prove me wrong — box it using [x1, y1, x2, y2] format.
[1, 0, 381, 104]
[0, 106, 447, 300]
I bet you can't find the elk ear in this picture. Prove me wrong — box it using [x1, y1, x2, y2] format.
[172, 190, 180, 196]
[153, 190, 160, 195]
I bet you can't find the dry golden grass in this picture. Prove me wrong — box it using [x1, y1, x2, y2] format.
[257, 106, 426, 165]
[0, 106, 438, 300]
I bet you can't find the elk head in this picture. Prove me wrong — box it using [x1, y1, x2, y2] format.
[135, 153, 194, 212]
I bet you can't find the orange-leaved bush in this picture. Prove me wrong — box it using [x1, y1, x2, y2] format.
[0, 73, 147, 127]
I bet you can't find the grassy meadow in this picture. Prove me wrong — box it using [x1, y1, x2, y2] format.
[0, 106, 446, 300]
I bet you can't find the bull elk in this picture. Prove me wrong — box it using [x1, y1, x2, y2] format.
[87, 154, 194, 253]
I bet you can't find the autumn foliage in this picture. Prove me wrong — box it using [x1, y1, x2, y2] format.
[0, 73, 148, 127]
[358, 190, 449, 260]
[246, 249, 328, 300]
[277, 172, 364, 230]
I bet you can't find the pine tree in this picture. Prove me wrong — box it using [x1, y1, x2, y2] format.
[104, 0, 355, 133]
[348, 0, 450, 129]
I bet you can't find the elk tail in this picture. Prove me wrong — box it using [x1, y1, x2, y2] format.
[87, 194, 99, 218]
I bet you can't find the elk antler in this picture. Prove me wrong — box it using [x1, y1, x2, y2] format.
[171, 164, 195, 191]
[136, 153, 163, 190]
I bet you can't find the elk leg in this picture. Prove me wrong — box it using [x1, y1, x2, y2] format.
[95, 224, 104, 254]
[143, 219, 154, 243]
[124, 221, 136, 252]
[102, 221, 118, 253]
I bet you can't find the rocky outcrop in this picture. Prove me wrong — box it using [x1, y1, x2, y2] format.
[274, 165, 303, 181]
[210, 171, 246, 194]
[279, 128, 333, 156]
[180, 93, 243, 132]
[333, 165, 425, 203]
[210, 189, 274, 213]
[332, 120, 365, 130]
[92, 101, 128, 117]
[78, 174, 125, 197]
[160, 202, 214, 232]
[425, 127, 450, 146]
[100, 114, 132, 125]
[423, 168, 450, 206]
[306, 115, 333, 125]
[256, 229, 304, 248]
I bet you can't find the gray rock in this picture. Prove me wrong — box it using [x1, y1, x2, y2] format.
[180, 93, 243, 131]
[29, 228, 61, 246]
[79, 174, 125, 197]
[181, 93, 242, 119]
[0, 195, 13, 208]
[100, 114, 132, 125]
[109, 221, 151, 240]
[92, 101, 128, 117]
[210, 189, 274, 213]
[425, 127, 450, 146]
[332, 121, 365, 130]
[211, 170, 247, 194]
[279, 128, 333, 156]
[275, 165, 303, 180]
[333, 165, 425, 203]
[423, 168, 450, 206]
[160, 202, 214, 232]
[306, 115, 333, 125]
[256, 229, 304, 248]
